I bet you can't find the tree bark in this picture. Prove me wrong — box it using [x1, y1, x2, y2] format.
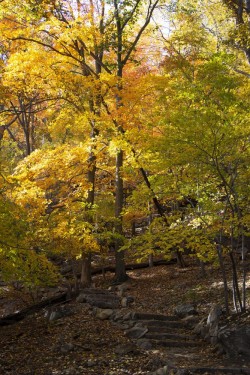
[80, 253, 92, 288]
[114, 149, 128, 282]
[217, 239, 230, 315]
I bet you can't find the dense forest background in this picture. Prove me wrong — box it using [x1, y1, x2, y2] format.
[0, 0, 249, 314]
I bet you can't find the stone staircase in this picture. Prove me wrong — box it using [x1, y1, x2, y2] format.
[121, 312, 250, 375]
[126, 312, 200, 349]
[76, 287, 121, 309]
[77, 288, 250, 375]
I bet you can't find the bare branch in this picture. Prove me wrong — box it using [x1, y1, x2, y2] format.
[122, 0, 160, 67]
[121, 0, 141, 30]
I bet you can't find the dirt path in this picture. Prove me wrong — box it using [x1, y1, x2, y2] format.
[0, 262, 249, 374]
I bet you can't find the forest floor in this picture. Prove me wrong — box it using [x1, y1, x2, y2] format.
[0, 258, 249, 375]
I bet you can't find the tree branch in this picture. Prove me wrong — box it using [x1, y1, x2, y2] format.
[122, 0, 159, 67]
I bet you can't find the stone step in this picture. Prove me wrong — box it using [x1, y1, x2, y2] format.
[141, 320, 186, 329]
[146, 326, 188, 334]
[87, 299, 120, 309]
[77, 288, 121, 309]
[152, 339, 200, 348]
[80, 288, 111, 295]
[85, 294, 120, 302]
[181, 367, 250, 374]
[144, 332, 198, 341]
[132, 312, 178, 321]
[149, 366, 250, 375]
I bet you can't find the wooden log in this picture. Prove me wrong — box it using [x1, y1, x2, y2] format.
[0, 292, 68, 326]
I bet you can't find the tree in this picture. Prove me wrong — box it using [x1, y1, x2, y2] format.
[153, 5, 250, 311]
[0, 0, 162, 282]
[223, 0, 250, 63]
[0, 170, 59, 290]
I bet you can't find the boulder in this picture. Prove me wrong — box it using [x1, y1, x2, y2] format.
[114, 343, 136, 355]
[136, 338, 153, 350]
[125, 326, 148, 339]
[95, 308, 114, 320]
[181, 315, 200, 328]
[121, 297, 128, 307]
[80, 291, 120, 309]
[121, 296, 134, 307]
[76, 294, 87, 303]
[194, 317, 208, 338]
[47, 305, 74, 321]
[87, 359, 96, 367]
[122, 312, 134, 321]
[127, 296, 135, 304]
[112, 311, 126, 322]
[206, 304, 223, 344]
[218, 325, 250, 358]
[150, 365, 175, 375]
[116, 282, 130, 296]
[60, 342, 75, 354]
[174, 304, 197, 318]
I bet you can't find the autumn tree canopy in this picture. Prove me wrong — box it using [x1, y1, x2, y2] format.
[0, 0, 249, 312]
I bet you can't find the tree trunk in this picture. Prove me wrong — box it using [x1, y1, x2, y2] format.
[114, 149, 128, 282]
[80, 253, 92, 288]
[217, 241, 230, 315]
[148, 209, 154, 267]
[229, 251, 243, 312]
[241, 234, 247, 311]
[176, 250, 186, 268]
[79, 134, 97, 287]
[198, 259, 206, 277]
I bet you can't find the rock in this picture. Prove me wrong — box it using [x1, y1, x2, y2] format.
[112, 311, 125, 321]
[122, 312, 134, 321]
[114, 343, 136, 355]
[64, 367, 76, 375]
[47, 305, 74, 321]
[76, 288, 121, 309]
[194, 317, 208, 338]
[120, 295, 134, 307]
[60, 264, 72, 275]
[112, 322, 132, 330]
[125, 326, 148, 339]
[218, 324, 250, 358]
[76, 294, 87, 303]
[207, 304, 223, 343]
[153, 366, 170, 375]
[149, 364, 178, 375]
[175, 370, 189, 375]
[174, 303, 197, 318]
[181, 314, 200, 327]
[127, 296, 135, 304]
[136, 338, 153, 350]
[121, 297, 128, 307]
[95, 308, 114, 320]
[207, 304, 223, 325]
[60, 342, 75, 353]
[116, 282, 130, 296]
[85, 293, 120, 309]
[87, 359, 96, 367]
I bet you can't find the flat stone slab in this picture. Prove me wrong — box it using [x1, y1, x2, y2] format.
[80, 288, 111, 295]
[89, 300, 120, 309]
[145, 332, 198, 341]
[143, 320, 185, 328]
[153, 339, 199, 348]
[85, 295, 120, 302]
[181, 368, 250, 374]
[77, 288, 121, 309]
[132, 312, 178, 321]
[125, 326, 148, 339]
[147, 326, 187, 334]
